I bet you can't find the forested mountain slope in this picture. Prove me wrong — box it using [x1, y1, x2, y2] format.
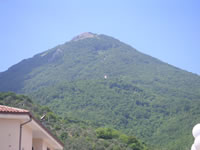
[0, 92, 149, 150]
[0, 32, 200, 149]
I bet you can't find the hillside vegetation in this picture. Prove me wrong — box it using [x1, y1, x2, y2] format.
[0, 33, 200, 149]
[0, 92, 149, 150]
[29, 78, 200, 149]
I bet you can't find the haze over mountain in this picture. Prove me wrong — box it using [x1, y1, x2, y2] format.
[0, 33, 200, 150]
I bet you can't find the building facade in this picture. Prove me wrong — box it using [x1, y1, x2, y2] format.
[0, 105, 64, 150]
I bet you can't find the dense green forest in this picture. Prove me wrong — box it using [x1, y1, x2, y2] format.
[0, 92, 149, 150]
[0, 33, 199, 149]
[28, 78, 199, 149]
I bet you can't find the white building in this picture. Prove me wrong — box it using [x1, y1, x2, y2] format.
[0, 105, 64, 150]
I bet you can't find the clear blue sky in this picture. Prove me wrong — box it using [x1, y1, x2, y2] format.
[0, 0, 199, 75]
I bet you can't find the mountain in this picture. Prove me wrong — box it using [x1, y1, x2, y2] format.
[0, 32, 200, 149]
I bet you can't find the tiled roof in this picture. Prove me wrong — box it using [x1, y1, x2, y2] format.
[0, 105, 29, 113]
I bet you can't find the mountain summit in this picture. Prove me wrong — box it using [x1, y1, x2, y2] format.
[0, 33, 200, 150]
[71, 32, 97, 41]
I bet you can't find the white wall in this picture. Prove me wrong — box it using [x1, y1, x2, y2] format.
[43, 140, 54, 150]
[33, 139, 54, 150]
[0, 119, 20, 150]
[33, 139, 43, 150]
[21, 125, 32, 150]
[0, 118, 32, 150]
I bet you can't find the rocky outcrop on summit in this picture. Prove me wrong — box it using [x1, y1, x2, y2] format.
[71, 32, 97, 41]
